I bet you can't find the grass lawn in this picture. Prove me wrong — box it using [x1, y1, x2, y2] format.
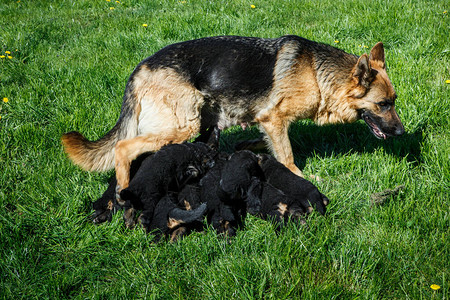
[0, 0, 448, 298]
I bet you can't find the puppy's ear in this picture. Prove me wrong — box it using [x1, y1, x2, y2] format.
[257, 153, 275, 168]
[120, 188, 138, 202]
[245, 178, 262, 215]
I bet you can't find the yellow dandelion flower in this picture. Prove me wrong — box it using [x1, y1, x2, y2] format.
[250, 4, 256, 8]
[5, 51, 11, 54]
[0, 115, 2, 121]
[110, 7, 115, 10]
[430, 284, 441, 290]
[7, 56, 12, 59]
[446, 80, 450, 84]
[3, 98, 8, 103]
[116, 0, 120, 3]
[334, 40, 339, 44]
[142, 24, 148, 27]
[106, 0, 111, 2]
[0, 55, 5, 59]
[444, 10, 447, 14]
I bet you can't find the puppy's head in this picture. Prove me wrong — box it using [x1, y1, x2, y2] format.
[220, 150, 264, 199]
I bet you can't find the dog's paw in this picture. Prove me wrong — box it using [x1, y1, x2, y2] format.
[115, 184, 126, 206]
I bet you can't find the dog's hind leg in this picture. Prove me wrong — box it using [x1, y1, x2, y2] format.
[114, 114, 202, 228]
[114, 129, 199, 203]
[114, 67, 204, 202]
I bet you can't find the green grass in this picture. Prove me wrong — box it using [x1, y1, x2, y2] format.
[1, 0, 449, 298]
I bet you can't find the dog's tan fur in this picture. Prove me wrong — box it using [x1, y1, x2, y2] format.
[62, 37, 403, 195]
[114, 67, 205, 188]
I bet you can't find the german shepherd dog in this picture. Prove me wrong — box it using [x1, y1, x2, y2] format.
[62, 35, 404, 201]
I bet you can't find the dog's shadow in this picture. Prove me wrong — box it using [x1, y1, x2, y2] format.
[223, 121, 423, 170]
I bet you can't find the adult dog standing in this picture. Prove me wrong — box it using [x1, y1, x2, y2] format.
[62, 35, 404, 200]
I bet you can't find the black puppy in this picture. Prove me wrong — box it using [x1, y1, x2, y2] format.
[119, 142, 216, 231]
[257, 154, 329, 215]
[91, 175, 121, 224]
[91, 126, 220, 226]
[201, 150, 264, 236]
[93, 180, 207, 242]
[147, 192, 207, 242]
[247, 181, 307, 229]
[162, 184, 206, 241]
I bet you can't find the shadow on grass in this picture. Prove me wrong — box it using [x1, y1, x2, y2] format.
[84, 121, 422, 216]
[224, 121, 423, 170]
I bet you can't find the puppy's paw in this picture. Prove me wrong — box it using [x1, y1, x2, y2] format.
[92, 209, 112, 224]
[247, 204, 261, 216]
[321, 194, 330, 206]
[185, 165, 200, 178]
[123, 207, 136, 229]
[137, 214, 151, 233]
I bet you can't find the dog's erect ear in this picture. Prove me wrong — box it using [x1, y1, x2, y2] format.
[353, 54, 375, 89]
[369, 42, 385, 69]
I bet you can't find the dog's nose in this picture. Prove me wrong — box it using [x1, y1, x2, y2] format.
[395, 125, 405, 136]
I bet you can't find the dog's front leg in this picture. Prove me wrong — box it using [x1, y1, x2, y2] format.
[259, 119, 304, 178]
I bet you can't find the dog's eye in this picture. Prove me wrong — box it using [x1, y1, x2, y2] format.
[378, 101, 390, 109]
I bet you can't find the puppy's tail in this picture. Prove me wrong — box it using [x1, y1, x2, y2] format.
[61, 85, 139, 172]
[169, 203, 207, 224]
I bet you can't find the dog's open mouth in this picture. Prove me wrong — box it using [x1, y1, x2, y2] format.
[362, 114, 387, 140]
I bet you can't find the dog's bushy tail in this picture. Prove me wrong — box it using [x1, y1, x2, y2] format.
[61, 86, 139, 172]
